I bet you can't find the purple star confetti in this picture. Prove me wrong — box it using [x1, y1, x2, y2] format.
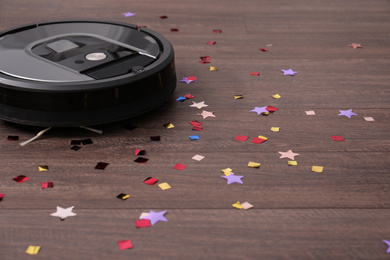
[281, 69, 298, 76]
[383, 239, 390, 253]
[338, 109, 358, 118]
[250, 106, 269, 115]
[141, 210, 168, 225]
[122, 12, 136, 17]
[221, 174, 244, 184]
[179, 76, 197, 84]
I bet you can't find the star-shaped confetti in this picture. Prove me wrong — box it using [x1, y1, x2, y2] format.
[179, 76, 197, 84]
[50, 206, 77, 220]
[348, 43, 363, 49]
[383, 239, 390, 253]
[122, 12, 136, 17]
[281, 69, 298, 76]
[198, 110, 215, 119]
[250, 106, 269, 115]
[338, 109, 358, 118]
[221, 173, 244, 185]
[141, 210, 168, 225]
[278, 150, 299, 160]
[190, 101, 209, 109]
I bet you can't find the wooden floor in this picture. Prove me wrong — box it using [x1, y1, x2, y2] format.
[1, 0, 390, 259]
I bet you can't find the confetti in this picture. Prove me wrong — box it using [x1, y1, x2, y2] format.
[144, 177, 158, 185]
[134, 157, 149, 164]
[176, 96, 187, 102]
[207, 41, 216, 45]
[192, 154, 205, 161]
[251, 137, 267, 144]
[222, 174, 244, 184]
[281, 69, 298, 76]
[170, 28, 179, 32]
[200, 56, 211, 62]
[288, 161, 297, 166]
[41, 182, 53, 189]
[183, 94, 195, 99]
[163, 123, 175, 129]
[189, 135, 200, 141]
[117, 193, 130, 200]
[26, 246, 41, 255]
[190, 101, 209, 109]
[312, 166, 324, 173]
[278, 150, 299, 160]
[199, 60, 210, 64]
[221, 168, 233, 176]
[158, 182, 171, 190]
[95, 162, 109, 170]
[348, 43, 363, 49]
[198, 110, 215, 119]
[7, 135, 18, 141]
[150, 136, 161, 141]
[235, 135, 249, 142]
[180, 76, 197, 84]
[241, 201, 254, 210]
[364, 117, 375, 121]
[266, 106, 278, 112]
[272, 94, 281, 99]
[122, 12, 136, 17]
[135, 219, 151, 228]
[141, 210, 168, 225]
[232, 201, 244, 209]
[135, 149, 146, 155]
[250, 72, 260, 76]
[159, 15, 168, 19]
[331, 135, 345, 141]
[0, 193, 4, 200]
[13, 175, 29, 184]
[259, 48, 268, 52]
[173, 163, 187, 170]
[250, 106, 268, 115]
[50, 206, 77, 220]
[305, 110, 316, 115]
[189, 120, 203, 127]
[338, 109, 357, 118]
[192, 125, 203, 131]
[39, 165, 49, 171]
[118, 240, 133, 250]
[213, 29, 222, 33]
[383, 240, 390, 253]
[271, 127, 280, 132]
[210, 66, 218, 71]
[248, 162, 261, 168]
[234, 95, 244, 99]
[70, 145, 81, 151]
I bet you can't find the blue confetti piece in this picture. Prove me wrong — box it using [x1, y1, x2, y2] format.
[189, 135, 200, 141]
[176, 96, 187, 102]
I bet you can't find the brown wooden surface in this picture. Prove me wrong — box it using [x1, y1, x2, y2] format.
[0, 0, 390, 259]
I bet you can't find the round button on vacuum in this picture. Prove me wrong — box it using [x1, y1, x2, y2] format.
[85, 52, 107, 61]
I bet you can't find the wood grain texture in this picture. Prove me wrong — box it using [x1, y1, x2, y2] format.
[0, 0, 389, 259]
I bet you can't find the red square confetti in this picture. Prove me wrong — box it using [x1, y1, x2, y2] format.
[199, 60, 210, 64]
[183, 94, 194, 99]
[13, 175, 29, 184]
[135, 148, 146, 155]
[251, 137, 267, 144]
[213, 29, 222, 33]
[135, 219, 151, 228]
[173, 163, 187, 171]
[134, 157, 149, 164]
[189, 120, 203, 127]
[192, 126, 203, 131]
[187, 76, 197, 81]
[200, 56, 211, 61]
[95, 162, 109, 170]
[0, 193, 4, 200]
[250, 72, 260, 76]
[159, 15, 168, 19]
[41, 182, 54, 189]
[331, 135, 345, 141]
[170, 28, 179, 32]
[118, 240, 133, 250]
[235, 135, 249, 142]
[266, 106, 278, 112]
[260, 48, 268, 52]
[144, 177, 158, 185]
[207, 41, 216, 45]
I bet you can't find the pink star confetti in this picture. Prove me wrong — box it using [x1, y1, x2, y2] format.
[278, 150, 299, 160]
[198, 110, 215, 119]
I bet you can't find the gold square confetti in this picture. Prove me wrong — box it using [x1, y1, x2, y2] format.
[234, 95, 244, 99]
[312, 166, 324, 173]
[38, 165, 49, 171]
[221, 168, 233, 176]
[26, 246, 41, 255]
[248, 162, 261, 168]
[158, 182, 171, 190]
[163, 123, 175, 129]
[288, 160, 297, 166]
[232, 201, 244, 209]
[257, 135, 268, 140]
[272, 94, 281, 99]
[270, 127, 280, 132]
[209, 66, 218, 71]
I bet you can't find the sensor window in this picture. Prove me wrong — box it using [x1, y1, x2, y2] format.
[47, 39, 79, 53]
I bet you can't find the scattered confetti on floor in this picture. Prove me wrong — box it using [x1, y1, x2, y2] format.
[141, 210, 168, 225]
[117, 193, 130, 200]
[173, 163, 187, 171]
[312, 166, 324, 173]
[222, 174, 244, 184]
[50, 206, 77, 220]
[158, 182, 172, 190]
[118, 240, 133, 250]
[192, 154, 205, 161]
[144, 177, 158, 185]
[26, 245, 41, 255]
[278, 150, 300, 160]
[338, 109, 358, 118]
[13, 175, 29, 184]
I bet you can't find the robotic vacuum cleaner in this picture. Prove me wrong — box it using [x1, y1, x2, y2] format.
[0, 20, 176, 127]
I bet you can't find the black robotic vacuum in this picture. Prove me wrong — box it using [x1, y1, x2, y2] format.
[0, 20, 176, 127]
